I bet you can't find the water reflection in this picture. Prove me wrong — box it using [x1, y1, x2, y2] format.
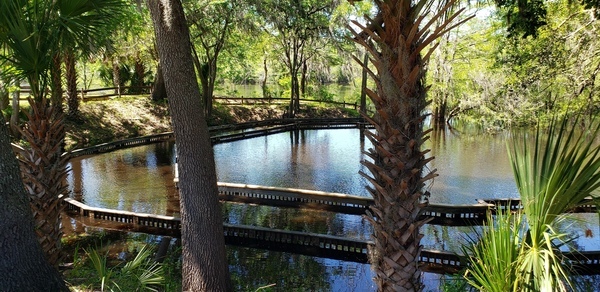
[228, 246, 374, 291]
[222, 204, 371, 240]
[427, 127, 518, 204]
[214, 129, 371, 195]
[66, 127, 599, 291]
[67, 141, 178, 215]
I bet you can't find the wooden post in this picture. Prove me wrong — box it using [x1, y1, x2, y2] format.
[360, 51, 368, 115]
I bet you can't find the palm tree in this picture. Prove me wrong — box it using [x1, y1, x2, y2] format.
[464, 116, 600, 291]
[52, 0, 128, 118]
[348, 1, 470, 290]
[0, 0, 66, 268]
[0, 0, 126, 267]
[0, 114, 68, 290]
[14, 97, 70, 267]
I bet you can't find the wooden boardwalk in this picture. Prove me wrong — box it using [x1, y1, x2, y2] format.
[216, 182, 598, 226]
[62, 197, 600, 275]
[58, 118, 370, 158]
[62, 197, 463, 273]
[210, 118, 370, 144]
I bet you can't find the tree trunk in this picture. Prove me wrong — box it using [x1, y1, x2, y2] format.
[65, 51, 79, 118]
[147, 0, 232, 291]
[151, 63, 167, 102]
[133, 53, 146, 94]
[289, 69, 300, 117]
[112, 56, 121, 97]
[16, 98, 69, 268]
[0, 83, 8, 113]
[301, 60, 307, 97]
[349, 1, 465, 290]
[10, 79, 20, 138]
[433, 99, 447, 127]
[0, 115, 68, 291]
[293, 74, 300, 115]
[360, 51, 368, 115]
[206, 58, 217, 118]
[262, 57, 269, 98]
[191, 45, 214, 118]
[50, 52, 63, 113]
[199, 63, 210, 114]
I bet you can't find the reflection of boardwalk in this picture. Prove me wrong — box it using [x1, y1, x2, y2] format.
[63, 193, 600, 275]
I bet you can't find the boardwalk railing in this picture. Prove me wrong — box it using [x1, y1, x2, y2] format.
[18, 85, 358, 109]
[218, 182, 372, 215]
[62, 197, 600, 275]
[209, 117, 368, 132]
[216, 183, 598, 226]
[69, 132, 174, 158]
[56, 118, 369, 158]
[62, 196, 463, 273]
[210, 118, 370, 144]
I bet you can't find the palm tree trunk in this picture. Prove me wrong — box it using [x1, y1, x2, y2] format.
[65, 50, 79, 118]
[0, 114, 68, 291]
[112, 56, 121, 97]
[50, 52, 63, 112]
[15, 98, 69, 268]
[350, 1, 468, 290]
[133, 53, 146, 94]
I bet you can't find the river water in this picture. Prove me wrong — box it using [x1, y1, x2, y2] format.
[66, 127, 600, 291]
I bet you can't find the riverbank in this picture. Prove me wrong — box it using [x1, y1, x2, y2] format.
[64, 96, 358, 150]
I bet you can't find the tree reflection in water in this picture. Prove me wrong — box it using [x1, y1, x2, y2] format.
[228, 247, 331, 291]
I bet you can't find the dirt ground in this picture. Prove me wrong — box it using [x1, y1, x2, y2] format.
[64, 96, 357, 150]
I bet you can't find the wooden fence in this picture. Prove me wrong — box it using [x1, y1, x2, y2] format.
[18, 85, 360, 109]
[19, 85, 152, 101]
[214, 96, 359, 110]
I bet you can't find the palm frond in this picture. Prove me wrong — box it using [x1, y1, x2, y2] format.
[504, 116, 600, 290]
[55, 0, 129, 54]
[121, 245, 165, 290]
[463, 209, 522, 292]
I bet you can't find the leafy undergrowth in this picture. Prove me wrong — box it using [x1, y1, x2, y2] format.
[62, 231, 182, 292]
[64, 95, 358, 150]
